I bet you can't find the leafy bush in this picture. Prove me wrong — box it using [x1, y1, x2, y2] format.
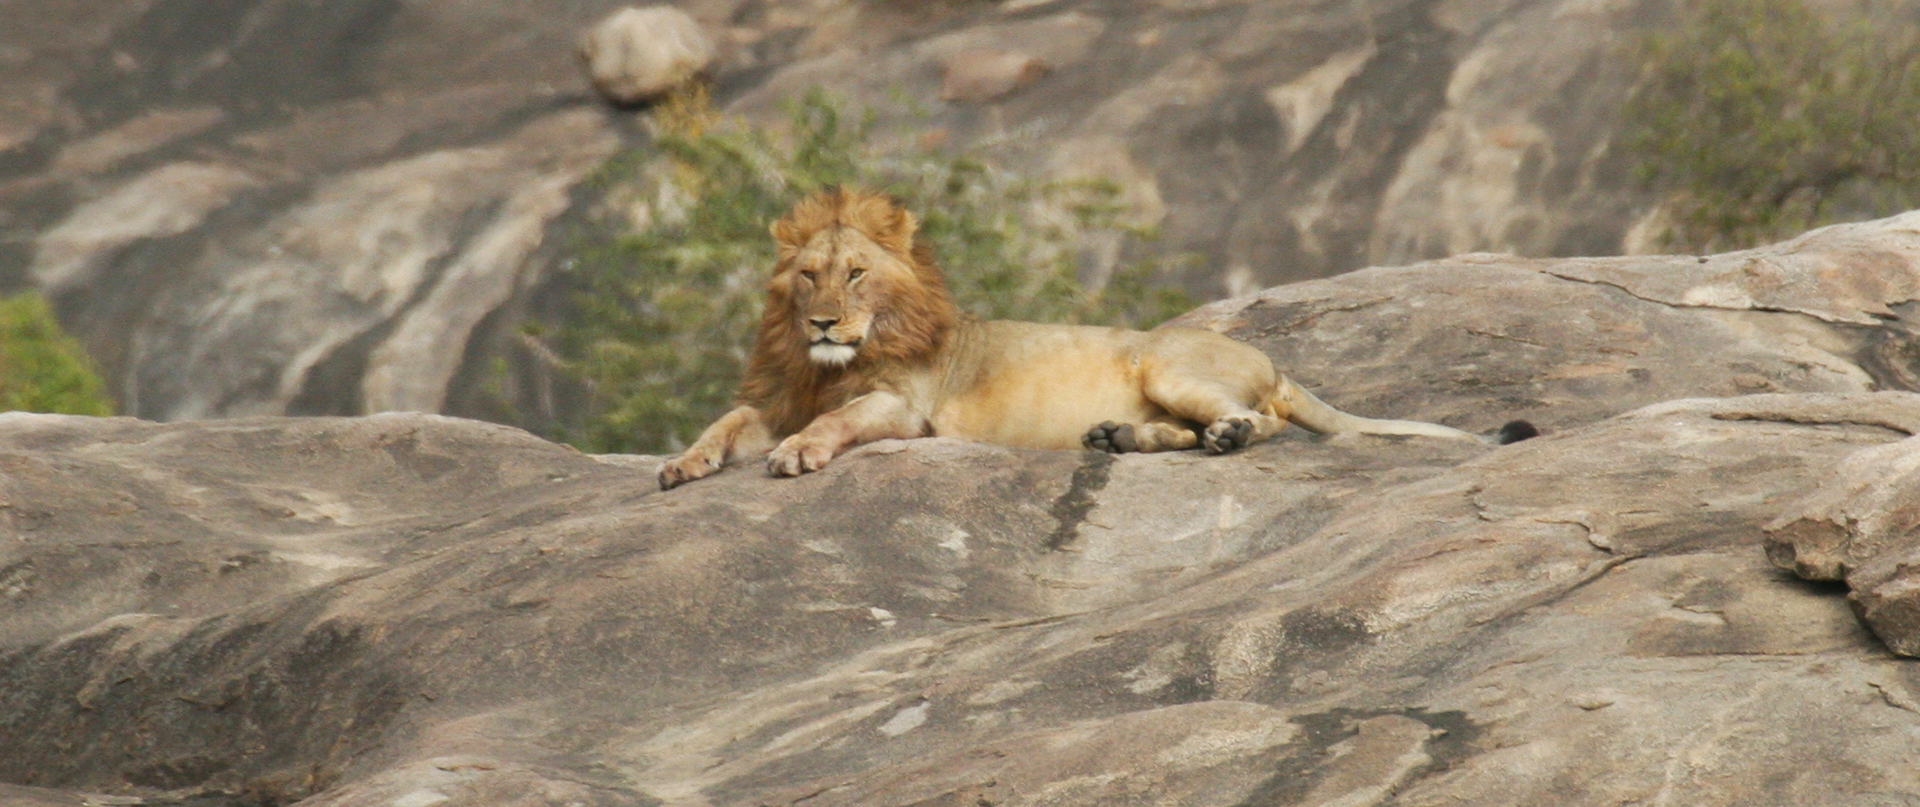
[0, 292, 113, 416]
[1623, 0, 1920, 251]
[547, 88, 1193, 454]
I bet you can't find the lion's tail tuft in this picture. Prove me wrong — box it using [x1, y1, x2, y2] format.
[1494, 420, 1539, 445]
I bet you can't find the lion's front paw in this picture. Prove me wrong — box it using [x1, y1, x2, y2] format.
[767, 434, 835, 477]
[1083, 421, 1139, 453]
[1202, 417, 1256, 454]
[659, 449, 723, 490]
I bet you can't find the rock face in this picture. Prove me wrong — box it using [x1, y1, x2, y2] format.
[9, 215, 1920, 805]
[8, 0, 1875, 423]
[1765, 428, 1920, 657]
[939, 50, 1050, 104]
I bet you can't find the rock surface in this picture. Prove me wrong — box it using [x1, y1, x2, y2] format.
[9, 216, 1920, 804]
[940, 50, 1050, 104]
[16, 0, 1912, 422]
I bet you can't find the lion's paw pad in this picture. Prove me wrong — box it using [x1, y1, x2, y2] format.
[1083, 421, 1139, 453]
[1203, 418, 1254, 454]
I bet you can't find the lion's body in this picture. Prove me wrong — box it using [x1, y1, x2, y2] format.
[919, 320, 1271, 450]
[657, 188, 1523, 490]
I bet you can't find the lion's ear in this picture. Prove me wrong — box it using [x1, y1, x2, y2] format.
[871, 205, 919, 257]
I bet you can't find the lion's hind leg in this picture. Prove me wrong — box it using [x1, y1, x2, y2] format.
[1083, 417, 1199, 454]
[1196, 406, 1288, 454]
[1139, 370, 1287, 455]
[1128, 332, 1292, 455]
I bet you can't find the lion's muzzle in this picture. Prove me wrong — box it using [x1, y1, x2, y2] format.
[805, 317, 868, 367]
[808, 339, 859, 367]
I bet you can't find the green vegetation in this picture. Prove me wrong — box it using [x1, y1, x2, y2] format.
[0, 292, 113, 416]
[546, 88, 1193, 454]
[1623, 0, 1920, 251]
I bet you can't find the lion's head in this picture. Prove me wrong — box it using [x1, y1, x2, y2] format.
[739, 188, 960, 432]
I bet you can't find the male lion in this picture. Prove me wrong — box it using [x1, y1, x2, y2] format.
[657, 188, 1534, 489]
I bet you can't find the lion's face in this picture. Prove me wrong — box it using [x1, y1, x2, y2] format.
[778, 224, 922, 367]
[753, 189, 958, 390]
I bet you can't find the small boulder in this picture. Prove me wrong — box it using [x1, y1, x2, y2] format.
[1763, 430, 1920, 582]
[1850, 545, 1920, 657]
[1763, 425, 1920, 655]
[578, 6, 715, 106]
[941, 49, 1049, 103]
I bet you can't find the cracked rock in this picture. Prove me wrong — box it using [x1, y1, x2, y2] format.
[1766, 429, 1920, 656]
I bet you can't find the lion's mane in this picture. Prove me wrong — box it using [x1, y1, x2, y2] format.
[737, 188, 961, 436]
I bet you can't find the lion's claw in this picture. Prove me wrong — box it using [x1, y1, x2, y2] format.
[1203, 417, 1254, 454]
[768, 435, 833, 477]
[1083, 421, 1138, 453]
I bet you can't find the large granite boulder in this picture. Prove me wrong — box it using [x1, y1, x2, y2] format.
[7, 213, 1920, 805]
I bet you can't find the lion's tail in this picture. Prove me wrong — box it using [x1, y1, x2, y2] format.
[1266, 376, 1537, 445]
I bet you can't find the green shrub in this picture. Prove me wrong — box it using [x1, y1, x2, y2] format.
[1623, 0, 1920, 251]
[546, 88, 1193, 454]
[0, 292, 113, 416]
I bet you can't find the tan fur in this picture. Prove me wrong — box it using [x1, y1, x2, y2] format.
[657, 189, 1487, 489]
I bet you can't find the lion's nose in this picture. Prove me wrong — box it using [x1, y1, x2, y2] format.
[809, 316, 839, 331]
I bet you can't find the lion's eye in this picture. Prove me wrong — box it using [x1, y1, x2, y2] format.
[848, 267, 866, 281]
[798, 271, 817, 285]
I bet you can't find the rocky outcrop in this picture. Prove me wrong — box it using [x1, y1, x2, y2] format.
[1175, 212, 1920, 431]
[1765, 428, 1920, 657]
[0, 0, 1755, 422]
[9, 213, 1920, 805]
